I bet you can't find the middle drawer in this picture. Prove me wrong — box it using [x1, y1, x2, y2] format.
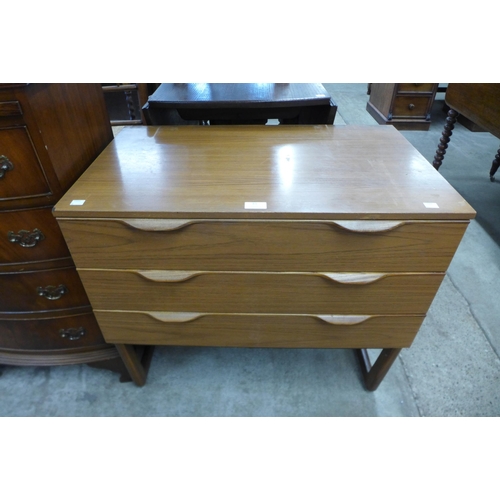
[78, 269, 444, 315]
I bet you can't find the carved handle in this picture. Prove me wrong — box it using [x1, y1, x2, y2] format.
[8, 228, 45, 247]
[37, 284, 68, 300]
[408, 103, 415, 110]
[0, 155, 14, 179]
[59, 327, 86, 341]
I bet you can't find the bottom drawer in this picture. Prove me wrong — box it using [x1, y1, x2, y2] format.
[94, 311, 425, 349]
[0, 311, 106, 350]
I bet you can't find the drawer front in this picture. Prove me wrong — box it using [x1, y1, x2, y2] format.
[0, 267, 90, 313]
[80, 269, 444, 315]
[0, 208, 71, 267]
[0, 311, 105, 350]
[94, 311, 424, 349]
[0, 127, 52, 203]
[397, 83, 436, 93]
[0, 101, 23, 117]
[392, 96, 431, 118]
[58, 219, 468, 272]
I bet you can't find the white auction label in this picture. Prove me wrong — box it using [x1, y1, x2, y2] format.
[423, 202, 439, 208]
[70, 200, 86, 206]
[244, 202, 267, 209]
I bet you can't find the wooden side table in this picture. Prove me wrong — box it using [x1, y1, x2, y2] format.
[143, 83, 337, 125]
[432, 83, 500, 181]
[53, 125, 475, 390]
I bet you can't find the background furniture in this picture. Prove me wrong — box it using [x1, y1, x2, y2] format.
[433, 83, 500, 181]
[0, 83, 151, 382]
[101, 84, 159, 126]
[143, 83, 337, 125]
[54, 125, 475, 390]
[366, 83, 438, 130]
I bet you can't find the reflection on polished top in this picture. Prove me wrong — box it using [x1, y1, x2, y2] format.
[54, 125, 476, 220]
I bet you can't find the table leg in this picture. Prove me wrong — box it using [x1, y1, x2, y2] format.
[433, 109, 459, 170]
[489, 147, 500, 182]
[355, 348, 402, 391]
[114, 344, 154, 387]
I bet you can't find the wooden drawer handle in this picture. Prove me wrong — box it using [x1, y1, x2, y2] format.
[136, 270, 387, 285]
[0, 155, 14, 179]
[8, 228, 45, 248]
[118, 219, 405, 233]
[37, 284, 69, 300]
[317, 315, 372, 325]
[328, 221, 404, 232]
[142, 312, 373, 326]
[320, 272, 386, 284]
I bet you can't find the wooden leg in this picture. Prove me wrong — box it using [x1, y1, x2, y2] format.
[356, 348, 402, 391]
[489, 147, 500, 182]
[114, 344, 154, 387]
[433, 109, 459, 170]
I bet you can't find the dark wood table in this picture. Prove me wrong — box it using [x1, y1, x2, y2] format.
[433, 83, 500, 181]
[143, 83, 337, 125]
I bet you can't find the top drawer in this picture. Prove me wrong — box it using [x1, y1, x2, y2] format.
[0, 127, 52, 204]
[397, 84, 436, 93]
[57, 218, 469, 272]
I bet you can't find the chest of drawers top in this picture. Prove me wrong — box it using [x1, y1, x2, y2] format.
[53, 125, 475, 221]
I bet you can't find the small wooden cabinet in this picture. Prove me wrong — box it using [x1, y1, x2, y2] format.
[367, 83, 438, 130]
[54, 125, 475, 390]
[0, 84, 150, 381]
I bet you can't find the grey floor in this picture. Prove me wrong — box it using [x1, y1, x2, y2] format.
[1, 83, 499, 417]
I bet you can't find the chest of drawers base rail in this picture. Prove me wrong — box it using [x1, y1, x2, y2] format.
[54, 125, 476, 389]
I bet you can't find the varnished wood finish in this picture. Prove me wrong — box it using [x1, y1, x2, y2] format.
[0, 267, 90, 313]
[58, 218, 468, 272]
[78, 269, 444, 314]
[54, 126, 474, 220]
[95, 311, 425, 349]
[366, 84, 438, 130]
[0, 207, 71, 267]
[54, 125, 475, 389]
[144, 83, 336, 125]
[0, 311, 103, 350]
[0, 84, 148, 382]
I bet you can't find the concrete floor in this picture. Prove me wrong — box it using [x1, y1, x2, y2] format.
[1, 84, 499, 416]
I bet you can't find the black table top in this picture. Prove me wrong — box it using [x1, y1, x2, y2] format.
[147, 83, 332, 109]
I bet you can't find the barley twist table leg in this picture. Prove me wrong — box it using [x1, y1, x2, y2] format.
[433, 109, 459, 170]
[489, 147, 500, 182]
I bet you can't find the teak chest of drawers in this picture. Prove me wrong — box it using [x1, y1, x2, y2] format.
[53, 125, 475, 389]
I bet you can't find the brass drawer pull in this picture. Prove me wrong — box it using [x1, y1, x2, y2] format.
[59, 327, 86, 341]
[0, 155, 14, 179]
[37, 284, 68, 300]
[8, 228, 45, 247]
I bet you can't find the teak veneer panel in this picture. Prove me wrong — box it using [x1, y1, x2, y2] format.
[54, 126, 475, 220]
[78, 269, 445, 315]
[94, 311, 425, 349]
[58, 218, 468, 272]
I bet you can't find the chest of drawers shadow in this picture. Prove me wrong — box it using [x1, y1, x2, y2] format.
[0, 84, 151, 382]
[53, 125, 475, 389]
